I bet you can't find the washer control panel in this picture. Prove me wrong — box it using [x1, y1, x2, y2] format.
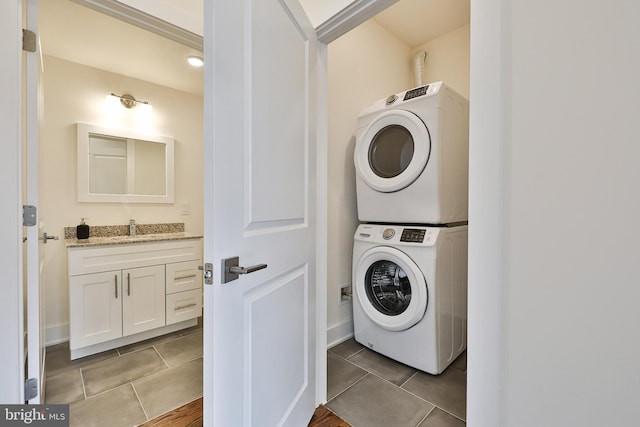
[355, 224, 439, 246]
[400, 228, 426, 243]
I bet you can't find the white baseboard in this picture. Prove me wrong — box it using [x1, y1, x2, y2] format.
[45, 323, 69, 347]
[49, 320, 355, 351]
[327, 318, 354, 349]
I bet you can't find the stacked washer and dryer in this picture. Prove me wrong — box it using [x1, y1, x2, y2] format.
[352, 82, 469, 375]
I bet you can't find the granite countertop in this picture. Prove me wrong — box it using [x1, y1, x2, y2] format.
[65, 232, 203, 248]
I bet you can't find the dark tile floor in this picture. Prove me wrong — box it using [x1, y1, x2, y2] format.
[45, 326, 465, 427]
[326, 338, 466, 427]
[44, 323, 203, 427]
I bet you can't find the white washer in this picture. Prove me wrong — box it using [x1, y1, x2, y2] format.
[352, 223, 467, 375]
[354, 82, 469, 224]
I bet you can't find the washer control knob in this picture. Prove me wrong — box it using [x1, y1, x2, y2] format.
[382, 228, 395, 240]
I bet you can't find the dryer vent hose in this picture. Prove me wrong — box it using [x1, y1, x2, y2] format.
[414, 51, 427, 87]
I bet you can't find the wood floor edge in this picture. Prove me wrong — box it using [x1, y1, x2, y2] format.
[137, 399, 350, 427]
[138, 397, 203, 427]
[309, 404, 352, 427]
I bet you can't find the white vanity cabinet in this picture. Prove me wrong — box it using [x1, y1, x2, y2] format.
[67, 238, 202, 359]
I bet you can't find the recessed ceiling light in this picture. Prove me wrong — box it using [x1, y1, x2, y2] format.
[187, 55, 204, 67]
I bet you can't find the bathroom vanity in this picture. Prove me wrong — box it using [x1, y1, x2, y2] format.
[66, 232, 202, 359]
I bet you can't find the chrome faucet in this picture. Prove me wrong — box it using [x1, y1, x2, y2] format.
[129, 219, 136, 237]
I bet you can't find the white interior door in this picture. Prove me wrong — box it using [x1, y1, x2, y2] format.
[203, 0, 318, 425]
[25, 0, 47, 404]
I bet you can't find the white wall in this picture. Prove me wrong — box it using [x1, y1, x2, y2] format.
[413, 24, 469, 99]
[468, 0, 640, 425]
[326, 19, 412, 345]
[41, 55, 203, 344]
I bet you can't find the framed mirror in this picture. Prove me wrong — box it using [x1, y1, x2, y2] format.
[77, 123, 175, 203]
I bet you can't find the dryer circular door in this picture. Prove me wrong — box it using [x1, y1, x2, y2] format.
[354, 246, 428, 331]
[355, 110, 431, 193]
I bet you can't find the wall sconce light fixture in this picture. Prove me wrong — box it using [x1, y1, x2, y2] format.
[110, 93, 149, 109]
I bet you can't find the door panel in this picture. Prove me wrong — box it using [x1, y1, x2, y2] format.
[248, 268, 308, 426]
[249, 0, 308, 225]
[204, 0, 318, 425]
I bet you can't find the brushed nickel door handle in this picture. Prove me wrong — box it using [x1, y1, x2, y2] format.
[221, 256, 268, 284]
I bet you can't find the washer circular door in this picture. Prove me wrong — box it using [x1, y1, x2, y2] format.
[355, 246, 428, 331]
[355, 110, 431, 193]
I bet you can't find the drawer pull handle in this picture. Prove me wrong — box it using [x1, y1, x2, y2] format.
[175, 303, 197, 310]
[174, 274, 197, 281]
[127, 273, 131, 296]
[115, 275, 118, 299]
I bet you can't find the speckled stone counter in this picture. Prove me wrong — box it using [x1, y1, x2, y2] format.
[64, 223, 202, 248]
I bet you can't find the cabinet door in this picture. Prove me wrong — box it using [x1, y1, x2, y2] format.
[69, 271, 122, 349]
[122, 265, 166, 336]
[166, 260, 202, 294]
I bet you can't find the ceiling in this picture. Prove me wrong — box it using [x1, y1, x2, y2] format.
[39, 0, 469, 96]
[38, 0, 204, 95]
[373, 0, 470, 48]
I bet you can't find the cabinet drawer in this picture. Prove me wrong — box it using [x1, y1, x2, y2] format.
[166, 289, 202, 325]
[166, 260, 202, 294]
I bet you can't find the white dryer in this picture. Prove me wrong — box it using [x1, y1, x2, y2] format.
[352, 223, 467, 374]
[354, 82, 469, 224]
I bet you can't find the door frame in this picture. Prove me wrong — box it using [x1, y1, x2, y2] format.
[0, 0, 26, 403]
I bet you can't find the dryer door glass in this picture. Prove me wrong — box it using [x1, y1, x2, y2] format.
[368, 125, 414, 178]
[364, 260, 411, 315]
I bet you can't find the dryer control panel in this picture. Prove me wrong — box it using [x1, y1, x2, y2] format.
[400, 228, 426, 243]
[403, 85, 429, 101]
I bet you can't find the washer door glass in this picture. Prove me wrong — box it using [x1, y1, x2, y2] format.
[355, 246, 428, 331]
[365, 260, 412, 315]
[368, 125, 414, 179]
[355, 110, 430, 193]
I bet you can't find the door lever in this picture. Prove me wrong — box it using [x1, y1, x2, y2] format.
[42, 232, 59, 244]
[221, 256, 267, 284]
[229, 264, 268, 274]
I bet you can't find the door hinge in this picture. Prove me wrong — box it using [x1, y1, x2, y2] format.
[24, 377, 38, 400]
[23, 205, 37, 227]
[22, 29, 37, 53]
